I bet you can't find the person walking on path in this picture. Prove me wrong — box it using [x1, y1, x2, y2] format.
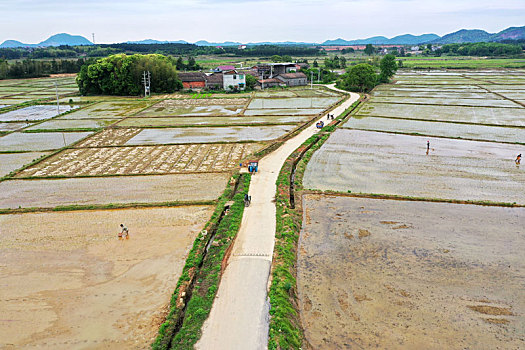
[119, 224, 129, 239]
[516, 154, 521, 165]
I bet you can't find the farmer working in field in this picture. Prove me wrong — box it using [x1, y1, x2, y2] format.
[516, 154, 521, 165]
[119, 224, 129, 239]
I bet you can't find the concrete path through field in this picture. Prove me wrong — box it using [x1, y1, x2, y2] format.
[196, 86, 360, 350]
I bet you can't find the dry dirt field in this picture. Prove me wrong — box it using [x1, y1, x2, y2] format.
[0, 206, 214, 349]
[298, 194, 525, 350]
[16, 143, 260, 177]
[0, 173, 229, 209]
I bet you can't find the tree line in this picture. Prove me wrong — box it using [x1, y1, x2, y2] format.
[336, 54, 398, 92]
[76, 54, 182, 96]
[437, 42, 522, 56]
[0, 58, 87, 79]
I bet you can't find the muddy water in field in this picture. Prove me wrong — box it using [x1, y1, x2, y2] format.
[0, 132, 92, 151]
[0, 105, 77, 122]
[0, 206, 214, 349]
[0, 122, 30, 132]
[26, 118, 119, 131]
[125, 125, 293, 144]
[244, 108, 325, 116]
[248, 97, 340, 109]
[0, 173, 229, 209]
[357, 102, 525, 126]
[303, 130, 525, 204]
[117, 115, 310, 127]
[369, 96, 518, 108]
[298, 194, 525, 349]
[0, 152, 49, 176]
[343, 116, 525, 144]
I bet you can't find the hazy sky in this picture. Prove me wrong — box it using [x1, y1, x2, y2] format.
[1, 0, 524, 43]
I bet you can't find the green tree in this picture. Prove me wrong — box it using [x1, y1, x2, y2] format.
[76, 53, 182, 96]
[176, 57, 184, 70]
[378, 54, 398, 83]
[313, 59, 319, 67]
[364, 44, 375, 55]
[337, 63, 377, 92]
[245, 74, 258, 90]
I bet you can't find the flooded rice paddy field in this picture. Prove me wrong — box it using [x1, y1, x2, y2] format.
[248, 97, 340, 109]
[303, 129, 525, 204]
[343, 116, 525, 144]
[0, 205, 214, 349]
[356, 102, 525, 126]
[0, 122, 30, 132]
[298, 194, 525, 350]
[17, 143, 261, 177]
[25, 118, 120, 131]
[117, 115, 311, 127]
[369, 96, 519, 108]
[244, 108, 325, 116]
[0, 152, 49, 177]
[0, 105, 78, 122]
[0, 131, 92, 151]
[124, 125, 294, 145]
[58, 101, 151, 119]
[137, 98, 248, 116]
[0, 173, 229, 209]
[138, 104, 244, 117]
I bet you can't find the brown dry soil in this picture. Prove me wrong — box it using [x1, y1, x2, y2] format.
[0, 206, 214, 349]
[298, 194, 525, 349]
[0, 173, 229, 209]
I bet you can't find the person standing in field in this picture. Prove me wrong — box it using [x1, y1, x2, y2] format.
[119, 224, 129, 239]
[426, 140, 430, 155]
[516, 154, 521, 165]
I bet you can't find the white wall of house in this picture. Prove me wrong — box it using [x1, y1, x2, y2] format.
[223, 72, 246, 91]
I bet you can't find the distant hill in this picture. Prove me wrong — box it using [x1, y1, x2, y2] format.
[430, 29, 491, 44]
[491, 26, 525, 41]
[0, 40, 28, 48]
[194, 40, 241, 46]
[0, 33, 92, 48]
[322, 34, 439, 45]
[431, 26, 525, 43]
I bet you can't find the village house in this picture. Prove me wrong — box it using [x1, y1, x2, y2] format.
[257, 78, 283, 89]
[276, 72, 308, 87]
[205, 73, 223, 90]
[223, 70, 246, 91]
[178, 72, 207, 89]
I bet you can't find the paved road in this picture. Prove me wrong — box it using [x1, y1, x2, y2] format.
[196, 86, 360, 350]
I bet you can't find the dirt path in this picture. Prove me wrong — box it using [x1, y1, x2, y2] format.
[196, 86, 359, 349]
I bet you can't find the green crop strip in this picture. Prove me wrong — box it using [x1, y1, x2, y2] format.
[152, 173, 250, 350]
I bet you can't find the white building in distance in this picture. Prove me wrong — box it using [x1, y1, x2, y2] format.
[223, 70, 246, 91]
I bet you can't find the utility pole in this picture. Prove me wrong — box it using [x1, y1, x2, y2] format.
[142, 71, 151, 97]
[92, 33, 95, 44]
[310, 71, 313, 89]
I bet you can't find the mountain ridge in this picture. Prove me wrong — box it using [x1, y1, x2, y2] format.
[1, 26, 524, 49]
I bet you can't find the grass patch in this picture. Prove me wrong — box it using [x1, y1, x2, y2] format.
[0, 200, 217, 215]
[152, 173, 250, 350]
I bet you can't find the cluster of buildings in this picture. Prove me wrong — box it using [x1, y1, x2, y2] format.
[178, 63, 309, 92]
